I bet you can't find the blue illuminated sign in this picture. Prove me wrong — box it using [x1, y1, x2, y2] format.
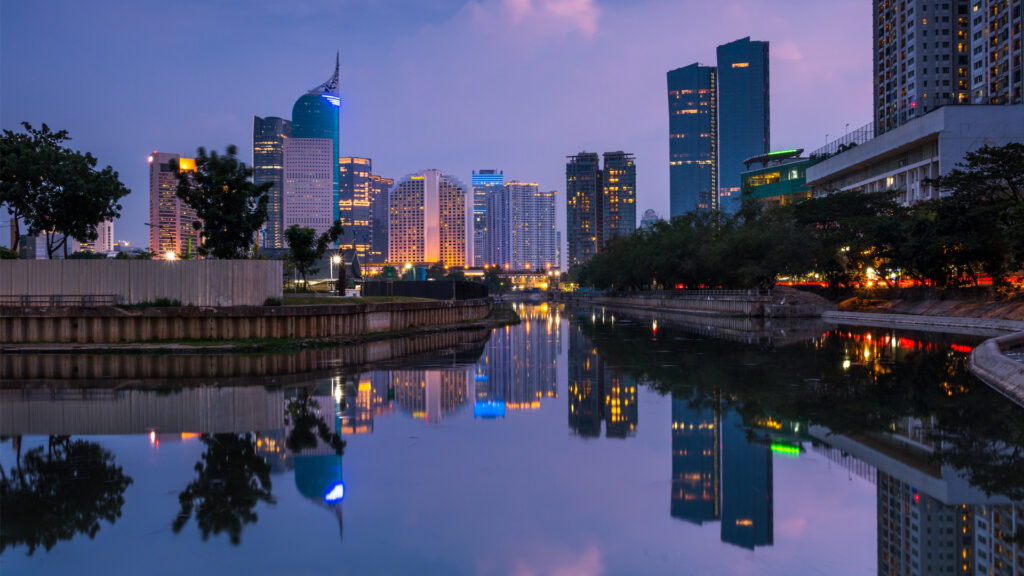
[324, 482, 345, 502]
[322, 94, 341, 107]
[474, 401, 506, 418]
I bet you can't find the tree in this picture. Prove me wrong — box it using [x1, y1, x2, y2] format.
[284, 221, 343, 290]
[173, 145, 271, 259]
[482, 267, 509, 294]
[0, 122, 129, 258]
[0, 436, 133, 555]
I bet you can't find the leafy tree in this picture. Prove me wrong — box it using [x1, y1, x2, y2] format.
[172, 433, 274, 545]
[173, 145, 271, 259]
[0, 436, 133, 555]
[0, 246, 18, 259]
[0, 122, 129, 258]
[284, 221, 343, 290]
[481, 267, 509, 294]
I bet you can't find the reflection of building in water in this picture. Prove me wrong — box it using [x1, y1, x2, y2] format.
[475, 305, 560, 416]
[392, 369, 470, 423]
[720, 410, 773, 550]
[877, 471, 974, 575]
[339, 372, 394, 435]
[671, 394, 721, 525]
[568, 324, 638, 438]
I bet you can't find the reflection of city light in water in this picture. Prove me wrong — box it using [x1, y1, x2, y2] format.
[324, 482, 345, 502]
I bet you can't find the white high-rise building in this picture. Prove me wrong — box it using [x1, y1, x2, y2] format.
[148, 152, 199, 258]
[388, 170, 467, 265]
[283, 138, 335, 237]
[75, 220, 114, 254]
[484, 181, 557, 270]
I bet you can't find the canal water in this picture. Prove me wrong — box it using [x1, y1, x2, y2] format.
[2, 304, 1022, 575]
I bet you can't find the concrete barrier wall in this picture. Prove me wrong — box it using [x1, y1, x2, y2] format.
[0, 260, 282, 306]
[555, 292, 768, 316]
[969, 332, 1024, 409]
[0, 298, 492, 344]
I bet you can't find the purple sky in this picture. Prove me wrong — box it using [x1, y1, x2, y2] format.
[1, 0, 872, 252]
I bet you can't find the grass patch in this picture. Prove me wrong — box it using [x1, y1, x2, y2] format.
[281, 295, 432, 305]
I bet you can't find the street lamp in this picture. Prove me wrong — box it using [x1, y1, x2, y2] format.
[330, 253, 342, 293]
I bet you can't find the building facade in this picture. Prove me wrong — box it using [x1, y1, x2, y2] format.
[484, 182, 557, 270]
[873, 0, 1022, 136]
[566, 152, 603, 268]
[640, 208, 661, 229]
[601, 151, 637, 244]
[369, 174, 393, 264]
[338, 157, 372, 259]
[253, 116, 291, 249]
[740, 149, 814, 210]
[148, 152, 199, 257]
[472, 169, 504, 267]
[716, 37, 770, 215]
[388, 170, 467, 266]
[76, 220, 115, 254]
[806, 105, 1024, 205]
[284, 55, 341, 238]
[667, 63, 719, 216]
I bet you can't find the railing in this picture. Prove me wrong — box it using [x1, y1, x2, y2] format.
[809, 121, 875, 160]
[0, 295, 122, 308]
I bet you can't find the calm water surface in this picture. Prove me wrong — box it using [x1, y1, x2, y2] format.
[2, 304, 1022, 575]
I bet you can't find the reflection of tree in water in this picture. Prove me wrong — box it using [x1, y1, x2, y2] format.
[172, 433, 274, 545]
[285, 387, 346, 457]
[0, 435, 133, 555]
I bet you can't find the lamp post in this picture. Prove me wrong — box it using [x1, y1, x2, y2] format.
[330, 253, 342, 293]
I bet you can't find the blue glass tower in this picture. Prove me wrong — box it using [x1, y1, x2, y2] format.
[720, 409, 773, 549]
[716, 37, 769, 214]
[292, 54, 341, 225]
[472, 169, 503, 267]
[667, 64, 718, 216]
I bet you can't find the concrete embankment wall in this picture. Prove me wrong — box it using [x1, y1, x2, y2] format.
[555, 291, 769, 316]
[0, 260, 282, 306]
[969, 332, 1024, 409]
[0, 298, 492, 344]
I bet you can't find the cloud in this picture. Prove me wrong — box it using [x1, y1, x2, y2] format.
[487, 0, 600, 36]
[511, 546, 605, 576]
[773, 40, 803, 60]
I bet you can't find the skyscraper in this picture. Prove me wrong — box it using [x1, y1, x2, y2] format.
[970, 0, 1023, 105]
[720, 410, 773, 550]
[484, 182, 557, 270]
[873, 1, 972, 134]
[369, 174, 393, 264]
[670, 393, 721, 525]
[667, 64, 718, 216]
[601, 151, 637, 243]
[338, 157, 372, 259]
[566, 152, 602, 268]
[284, 55, 341, 237]
[148, 152, 199, 258]
[472, 169, 504, 267]
[253, 116, 291, 249]
[716, 37, 769, 214]
[389, 170, 467, 265]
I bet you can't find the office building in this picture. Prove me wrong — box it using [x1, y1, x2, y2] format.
[148, 151, 200, 258]
[640, 208, 661, 229]
[601, 151, 637, 243]
[253, 116, 291, 249]
[369, 174, 393, 264]
[716, 38, 770, 214]
[338, 157, 373, 259]
[807, 105, 1024, 205]
[284, 55, 341, 238]
[75, 220, 115, 254]
[740, 149, 815, 209]
[720, 410, 773, 550]
[484, 182, 557, 270]
[670, 393, 721, 525]
[566, 152, 602, 268]
[472, 169, 504, 267]
[388, 170, 467, 265]
[667, 64, 718, 215]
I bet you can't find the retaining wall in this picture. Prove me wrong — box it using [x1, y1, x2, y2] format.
[0, 298, 492, 344]
[969, 332, 1024, 409]
[555, 291, 769, 316]
[0, 260, 282, 306]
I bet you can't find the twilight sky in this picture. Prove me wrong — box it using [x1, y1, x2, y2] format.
[0, 0, 872, 252]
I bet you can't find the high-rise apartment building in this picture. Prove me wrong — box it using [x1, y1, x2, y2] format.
[148, 152, 199, 257]
[601, 151, 637, 243]
[369, 174, 393, 264]
[284, 55, 341, 237]
[968, 0, 1023, 104]
[716, 38, 770, 214]
[388, 170, 466, 266]
[338, 157, 373, 259]
[76, 220, 115, 254]
[483, 182, 557, 270]
[472, 169, 504, 267]
[667, 64, 718, 216]
[253, 116, 291, 249]
[566, 152, 602, 268]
